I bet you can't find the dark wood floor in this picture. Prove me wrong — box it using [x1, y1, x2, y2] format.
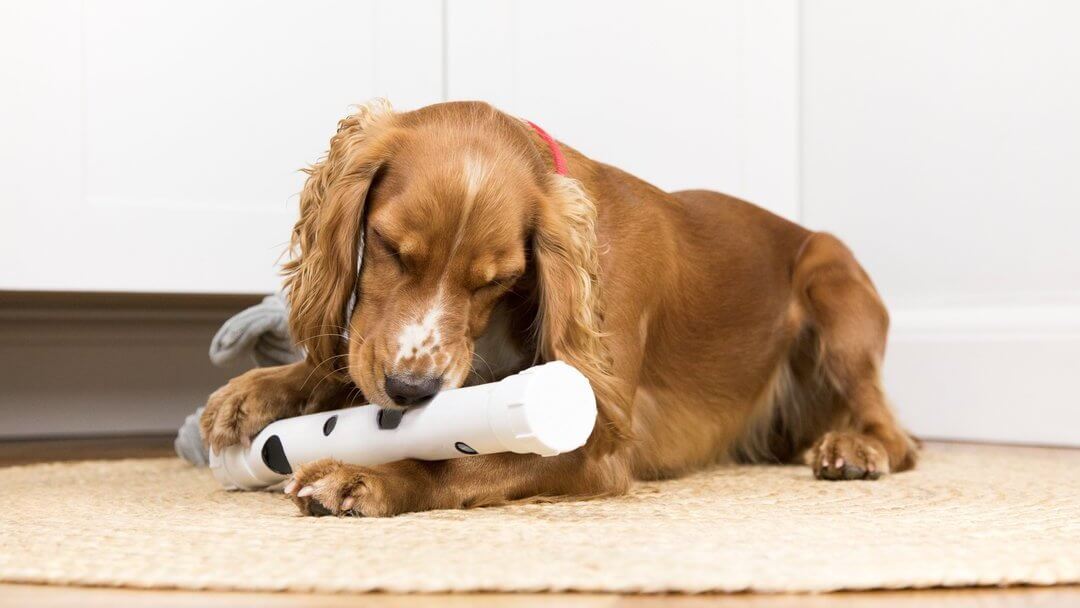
[0, 435, 1076, 607]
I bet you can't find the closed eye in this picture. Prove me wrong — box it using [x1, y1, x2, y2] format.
[372, 230, 407, 273]
[475, 273, 520, 293]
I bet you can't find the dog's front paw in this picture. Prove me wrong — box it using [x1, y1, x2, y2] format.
[200, 367, 304, 453]
[284, 459, 431, 517]
[810, 431, 889, 481]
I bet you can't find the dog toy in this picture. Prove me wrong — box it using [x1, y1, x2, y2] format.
[209, 361, 596, 491]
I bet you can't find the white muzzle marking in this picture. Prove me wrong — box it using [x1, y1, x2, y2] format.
[395, 305, 443, 368]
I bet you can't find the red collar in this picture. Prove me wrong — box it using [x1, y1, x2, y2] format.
[525, 120, 568, 176]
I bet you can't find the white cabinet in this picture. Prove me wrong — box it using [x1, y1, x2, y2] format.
[0, 0, 442, 294]
[0, 0, 793, 294]
[2, 1, 1077, 445]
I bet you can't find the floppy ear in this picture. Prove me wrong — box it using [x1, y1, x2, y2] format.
[282, 99, 395, 377]
[532, 174, 633, 447]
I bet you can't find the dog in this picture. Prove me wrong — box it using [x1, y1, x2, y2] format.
[201, 100, 918, 517]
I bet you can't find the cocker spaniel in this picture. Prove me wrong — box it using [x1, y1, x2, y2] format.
[201, 100, 917, 517]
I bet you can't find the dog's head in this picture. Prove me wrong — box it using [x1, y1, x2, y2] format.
[283, 101, 623, 431]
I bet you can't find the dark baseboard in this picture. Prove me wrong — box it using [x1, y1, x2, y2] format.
[0, 291, 261, 438]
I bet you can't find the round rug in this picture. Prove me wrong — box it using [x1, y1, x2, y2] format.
[0, 444, 1076, 593]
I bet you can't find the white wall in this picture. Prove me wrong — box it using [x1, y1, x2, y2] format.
[801, 1, 1080, 445]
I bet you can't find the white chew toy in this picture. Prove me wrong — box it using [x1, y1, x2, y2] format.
[209, 361, 596, 491]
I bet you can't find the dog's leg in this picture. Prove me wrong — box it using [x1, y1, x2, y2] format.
[200, 361, 352, 453]
[793, 233, 918, 481]
[286, 448, 631, 517]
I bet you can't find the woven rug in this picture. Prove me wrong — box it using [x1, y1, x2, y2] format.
[0, 444, 1076, 594]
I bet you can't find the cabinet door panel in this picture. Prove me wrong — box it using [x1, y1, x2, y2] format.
[446, 0, 799, 219]
[0, 0, 442, 294]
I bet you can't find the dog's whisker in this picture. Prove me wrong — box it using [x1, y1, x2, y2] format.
[311, 364, 352, 396]
[470, 350, 495, 383]
[295, 331, 349, 345]
[299, 353, 351, 391]
[345, 384, 366, 407]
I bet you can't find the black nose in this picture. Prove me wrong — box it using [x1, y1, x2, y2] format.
[384, 374, 442, 406]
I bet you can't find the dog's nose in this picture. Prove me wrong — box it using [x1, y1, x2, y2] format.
[384, 374, 442, 406]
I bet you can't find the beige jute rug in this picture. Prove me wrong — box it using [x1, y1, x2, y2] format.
[0, 444, 1076, 594]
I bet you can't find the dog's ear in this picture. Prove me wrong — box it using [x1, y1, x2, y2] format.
[282, 99, 395, 377]
[531, 174, 632, 447]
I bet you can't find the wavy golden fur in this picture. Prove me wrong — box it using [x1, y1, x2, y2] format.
[202, 100, 917, 517]
[531, 172, 632, 445]
[282, 99, 396, 377]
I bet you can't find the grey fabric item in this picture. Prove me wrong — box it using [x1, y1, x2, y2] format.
[208, 293, 301, 368]
[174, 407, 208, 467]
[175, 293, 301, 467]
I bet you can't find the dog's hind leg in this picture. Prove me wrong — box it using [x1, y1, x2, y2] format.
[792, 233, 918, 480]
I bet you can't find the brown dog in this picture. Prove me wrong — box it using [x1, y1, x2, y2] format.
[201, 100, 917, 517]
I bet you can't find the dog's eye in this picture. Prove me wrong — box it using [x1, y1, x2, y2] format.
[475, 274, 519, 294]
[387, 246, 407, 272]
[373, 230, 407, 273]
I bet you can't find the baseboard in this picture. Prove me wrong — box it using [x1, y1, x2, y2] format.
[3, 294, 1075, 447]
[0, 292, 261, 439]
[885, 305, 1080, 447]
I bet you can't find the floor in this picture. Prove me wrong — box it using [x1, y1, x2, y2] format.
[0, 436, 1076, 608]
